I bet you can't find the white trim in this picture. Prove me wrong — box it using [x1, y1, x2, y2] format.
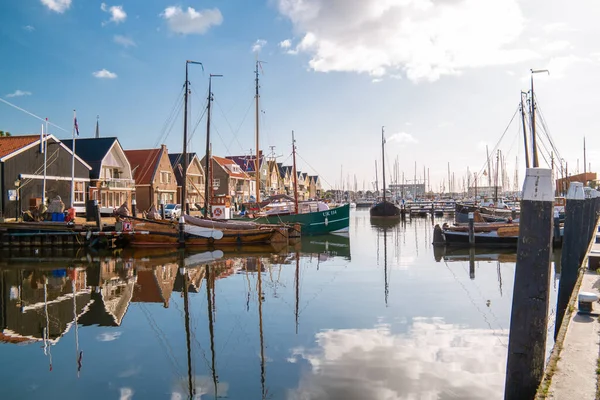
[101, 140, 133, 177]
[20, 173, 90, 182]
[310, 217, 350, 226]
[0, 135, 92, 170]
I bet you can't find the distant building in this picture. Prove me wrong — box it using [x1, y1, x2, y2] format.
[388, 183, 426, 197]
[555, 172, 597, 196]
[168, 152, 205, 207]
[467, 185, 502, 198]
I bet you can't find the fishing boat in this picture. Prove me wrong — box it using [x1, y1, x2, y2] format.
[370, 127, 400, 218]
[244, 131, 350, 235]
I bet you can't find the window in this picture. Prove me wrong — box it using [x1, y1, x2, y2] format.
[160, 171, 171, 184]
[74, 182, 85, 203]
[213, 179, 220, 188]
[101, 192, 107, 206]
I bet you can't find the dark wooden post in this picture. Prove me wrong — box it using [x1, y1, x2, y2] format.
[94, 200, 102, 231]
[469, 247, 475, 280]
[185, 200, 190, 216]
[554, 182, 584, 338]
[580, 197, 592, 260]
[131, 199, 137, 218]
[468, 212, 475, 246]
[505, 168, 554, 400]
[511, 207, 517, 221]
[178, 216, 185, 247]
[160, 199, 165, 220]
[553, 208, 561, 246]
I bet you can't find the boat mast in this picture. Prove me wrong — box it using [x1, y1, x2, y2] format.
[206, 266, 218, 398]
[204, 73, 222, 218]
[255, 61, 261, 203]
[295, 251, 300, 334]
[486, 145, 492, 187]
[520, 92, 531, 169]
[584, 137, 587, 175]
[374, 160, 379, 194]
[257, 258, 267, 400]
[495, 149, 500, 203]
[292, 131, 299, 214]
[382, 126, 386, 202]
[184, 60, 203, 216]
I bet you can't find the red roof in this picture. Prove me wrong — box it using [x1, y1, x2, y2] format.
[124, 148, 163, 185]
[0, 135, 40, 158]
[213, 156, 250, 179]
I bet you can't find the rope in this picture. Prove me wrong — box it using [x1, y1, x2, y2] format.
[0, 98, 70, 134]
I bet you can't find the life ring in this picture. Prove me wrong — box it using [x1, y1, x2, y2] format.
[214, 208, 222, 217]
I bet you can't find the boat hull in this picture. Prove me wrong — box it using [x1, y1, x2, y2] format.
[370, 201, 400, 218]
[441, 230, 518, 247]
[252, 204, 350, 236]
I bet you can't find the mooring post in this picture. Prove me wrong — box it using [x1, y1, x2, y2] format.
[554, 182, 585, 339]
[468, 212, 475, 246]
[553, 208, 561, 246]
[131, 199, 137, 218]
[185, 200, 190, 216]
[178, 216, 185, 247]
[160, 199, 165, 220]
[505, 168, 554, 400]
[469, 246, 475, 280]
[94, 200, 102, 231]
[511, 207, 517, 221]
[580, 196, 593, 261]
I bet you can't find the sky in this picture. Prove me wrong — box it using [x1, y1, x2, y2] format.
[1, 0, 599, 192]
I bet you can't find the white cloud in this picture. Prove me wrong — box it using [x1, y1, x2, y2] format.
[437, 121, 454, 128]
[387, 132, 417, 145]
[543, 22, 579, 33]
[40, 0, 71, 13]
[252, 39, 267, 53]
[287, 319, 507, 399]
[119, 387, 133, 400]
[279, 39, 292, 49]
[276, 0, 537, 83]
[161, 6, 223, 35]
[93, 69, 118, 79]
[101, 3, 127, 25]
[542, 40, 572, 53]
[5, 90, 32, 98]
[23, 25, 35, 32]
[114, 34, 136, 47]
[97, 332, 122, 341]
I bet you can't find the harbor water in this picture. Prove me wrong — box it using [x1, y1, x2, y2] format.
[0, 210, 559, 399]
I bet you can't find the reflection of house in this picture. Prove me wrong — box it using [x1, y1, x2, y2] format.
[169, 153, 205, 207]
[0, 268, 91, 343]
[132, 265, 178, 308]
[173, 266, 206, 293]
[125, 145, 178, 212]
[63, 137, 134, 214]
[0, 134, 92, 216]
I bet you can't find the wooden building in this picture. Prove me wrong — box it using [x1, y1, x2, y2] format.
[226, 152, 267, 199]
[168, 152, 205, 208]
[125, 145, 177, 212]
[200, 156, 252, 206]
[63, 137, 134, 214]
[0, 134, 91, 218]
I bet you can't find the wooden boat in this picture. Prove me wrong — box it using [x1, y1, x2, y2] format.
[370, 127, 400, 218]
[126, 218, 279, 248]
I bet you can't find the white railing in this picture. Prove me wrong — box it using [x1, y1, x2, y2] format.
[101, 178, 135, 189]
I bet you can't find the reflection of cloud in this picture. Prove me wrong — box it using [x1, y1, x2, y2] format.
[287, 318, 507, 399]
[170, 375, 229, 399]
[97, 332, 122, 342]
[120, 387, 134, 400]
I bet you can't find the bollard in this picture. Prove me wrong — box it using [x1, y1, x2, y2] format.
[511, 207, 517, 221]
[468, 212, 475, 246]
[160, 199, 165, 220]
[178, 216, 185, 247]
[131, 199, 137, 218]
[554, 182, 585, 339]
[553, 208, 561, 246]
[505, 168, 554, 400]
[94, 200, 102, 231]
[578, 292, 599, 313]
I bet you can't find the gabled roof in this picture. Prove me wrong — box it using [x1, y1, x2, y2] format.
[0, 134, 92, 169]
[124, 147, 164, 185]
[225, 151, 263, 173]
[213, 156, 250, 179]
[169, 153, 202, 186]
[62, 137, 120, 180]
[308, 175, 320, 184]
[279, 165, 293, 177]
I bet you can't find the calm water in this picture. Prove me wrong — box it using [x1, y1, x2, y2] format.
[0, 210, 560, 400]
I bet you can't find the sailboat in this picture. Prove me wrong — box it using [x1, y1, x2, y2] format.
[127, 61, 283, 248]
[248, 131, 350, 235]
[370, 127, 400, 218]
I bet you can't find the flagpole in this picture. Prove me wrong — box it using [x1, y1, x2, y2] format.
[71, 110, 76, 209]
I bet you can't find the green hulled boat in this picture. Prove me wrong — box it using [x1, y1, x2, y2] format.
[252, 203, 350, 236]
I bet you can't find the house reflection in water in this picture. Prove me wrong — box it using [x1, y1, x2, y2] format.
[0, 268, 91, 344]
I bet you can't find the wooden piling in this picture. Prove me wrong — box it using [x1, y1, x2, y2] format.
[160, 201, 166, 220]
[555, 182, 585, 339]
[131, 199, 137, 218]
[505, 168, 554, 400]
[468, 212, 475, 246]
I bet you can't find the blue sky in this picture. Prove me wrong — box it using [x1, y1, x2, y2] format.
[1, 0, 600, 191]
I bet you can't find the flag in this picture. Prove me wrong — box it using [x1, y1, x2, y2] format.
[74, 117, 80, 136]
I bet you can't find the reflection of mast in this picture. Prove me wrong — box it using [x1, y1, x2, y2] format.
[295, 252, 300, 334]
[257, 258, 266, 400]
[181, 265, 194, 399]
[206, 266, 218, 398]
[383, 228, 389, 307]
[43, 276, 53, 372]
[497, 262, 503, 297]
[71, 277, 82, 377]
